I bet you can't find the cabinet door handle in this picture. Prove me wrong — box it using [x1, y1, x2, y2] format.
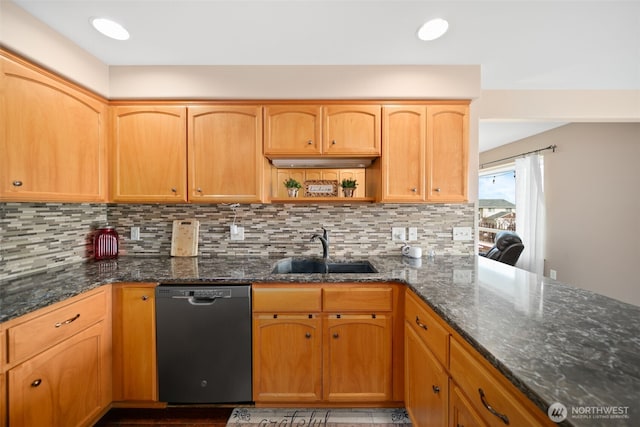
[141, 295, 149, 301]
[31, 379, 42, 387]
[332, 140, 337, 145]
[478, 388, 510, 425]
[333, 333, 339, 339]
[307, 140, 313, 145]
[411, 187, 417, 192]
[432, 385, 440, 394]
[171, 187, 177, 193]
[305, 332, 311, 339]
[434, 187, 441, 192]
[12, 180, 23, 187]
[415, 316, 428, 330]
[196, 188, 203, 193]
[55, 313, 80, 328]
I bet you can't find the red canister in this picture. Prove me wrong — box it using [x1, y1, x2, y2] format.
[94, 226, 119, 260]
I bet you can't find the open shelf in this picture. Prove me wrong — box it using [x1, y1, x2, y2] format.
[271, 197, 376, 203]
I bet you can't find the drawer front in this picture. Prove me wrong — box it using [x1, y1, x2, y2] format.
[450, 338, 546, 427]
[323, 287, 392, 312]
[7, 288, 107, 363]
[253, 287, 322, 312]
[405, 290, 449, 367]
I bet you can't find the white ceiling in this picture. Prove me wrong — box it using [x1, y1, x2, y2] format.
[10, 0, 640, 151]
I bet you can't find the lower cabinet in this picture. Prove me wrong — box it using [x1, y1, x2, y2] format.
[3, 287, 110, 427]
[450, 383, 488, 427]
[8, 322, 108, 427]
[252, 284, 400, 405]
[404, 323, 448, 427]
[324, 314, 392, 402]
[112, 284, 158, 403]
[253, 314, 323, 402]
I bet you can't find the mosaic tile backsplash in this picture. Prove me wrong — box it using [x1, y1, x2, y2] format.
[1, 203, 108, 279]
[1, 202, 475, 280]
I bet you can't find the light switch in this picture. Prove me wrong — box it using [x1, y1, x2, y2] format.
[392, 227, 406, 242]
[452, 227, 472, 241]
[408, 227, 418, 241]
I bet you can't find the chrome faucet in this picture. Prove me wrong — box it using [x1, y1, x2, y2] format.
[310, 227, 330, 260]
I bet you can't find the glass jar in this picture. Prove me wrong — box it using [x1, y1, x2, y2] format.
[94, 226, 119, 260]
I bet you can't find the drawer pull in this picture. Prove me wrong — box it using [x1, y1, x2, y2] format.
[305, 332, 311, 339]
[12, 180, 23, 187]
[415, 316, 428, 330]
[55, 313, 80, 328]
[31, 379, 42, 387]
[432, 385, 440, 394]
[479, 388, 510, 425]
[141, 295, 149, 301]
[307, 140, 313, 145]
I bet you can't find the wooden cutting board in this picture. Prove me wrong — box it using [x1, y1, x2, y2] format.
[171, 219, 199, 257]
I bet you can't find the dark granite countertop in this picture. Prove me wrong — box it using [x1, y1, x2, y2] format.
[1, 255, 638, 426]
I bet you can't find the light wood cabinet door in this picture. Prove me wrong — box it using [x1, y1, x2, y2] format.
[264, 105, 322, 156]
[112, 285, 157, 403]
[323, 314, 392, 402]
[381, 106, 426, 202]
[188, 105, 264, 203]
[450, 384, 488, 427]
[323, 105, 381, 156]
[1, 55, 107, 202]
[8, 322, 108, 427]
[426, 105, 469, 202]
[252, 314, 322, 402]
[111, 106, 187, 202]
[405, 322, 448, 427]
[450, 338, 551, 427]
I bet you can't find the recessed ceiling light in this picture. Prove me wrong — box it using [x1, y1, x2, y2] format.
[91, 17, 130, 41]
[417, 18, 449, 41]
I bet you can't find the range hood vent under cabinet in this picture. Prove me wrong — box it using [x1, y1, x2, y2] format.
[270, 158, 375, 169]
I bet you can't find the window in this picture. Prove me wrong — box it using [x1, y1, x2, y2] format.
[478, 164, 516, 253]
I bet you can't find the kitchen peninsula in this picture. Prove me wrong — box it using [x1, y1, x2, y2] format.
[1, 255, 638, 427]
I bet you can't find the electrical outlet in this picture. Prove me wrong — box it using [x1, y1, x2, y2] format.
[452, 227, 472, 241]
[130, 226, 140, 241]
[550, 269, 557, 280]
[230, 226, 245, 241]
[408, 227, 418, 241]
[392, 227, 406, 242]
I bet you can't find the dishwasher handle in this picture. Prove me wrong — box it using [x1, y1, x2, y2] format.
[168, 295, 230, 305]
[187, 296, 228, 305]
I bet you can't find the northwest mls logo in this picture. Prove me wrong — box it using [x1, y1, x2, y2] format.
[548, 402, 568, 422]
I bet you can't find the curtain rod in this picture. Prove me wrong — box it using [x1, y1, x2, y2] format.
[480, 144, 557, 169]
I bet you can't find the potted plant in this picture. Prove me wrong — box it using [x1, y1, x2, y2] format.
[283, 178, 302, 197]
[340, 178, 358, 197]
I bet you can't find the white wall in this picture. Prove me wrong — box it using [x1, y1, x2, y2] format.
[0, 1, 110, 95]
[480, 123, 640, 306]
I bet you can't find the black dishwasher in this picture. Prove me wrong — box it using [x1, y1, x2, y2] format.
[155, 284, 252, 403]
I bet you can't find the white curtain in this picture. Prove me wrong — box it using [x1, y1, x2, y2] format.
[515, 155, 546, 275]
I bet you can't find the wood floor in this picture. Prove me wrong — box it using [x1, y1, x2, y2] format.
[94, 407, 234, 426]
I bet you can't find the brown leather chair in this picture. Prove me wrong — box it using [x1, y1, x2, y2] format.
[480, 231, 524, 266]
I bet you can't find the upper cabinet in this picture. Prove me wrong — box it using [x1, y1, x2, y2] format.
[381, 106, 426, 202]
[110, 105, 188, 203]
[381, 103, 468, 203]
[264, 105, 322, 156]
[426, 105, 468, 202]
[323, 105, 381, 156]
[188, 106, 264, 203]
[264, 104, 381, 157]
[0, 54, 108, 202]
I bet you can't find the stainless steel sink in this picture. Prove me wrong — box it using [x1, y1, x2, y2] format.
[271, 258, 378, 274]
